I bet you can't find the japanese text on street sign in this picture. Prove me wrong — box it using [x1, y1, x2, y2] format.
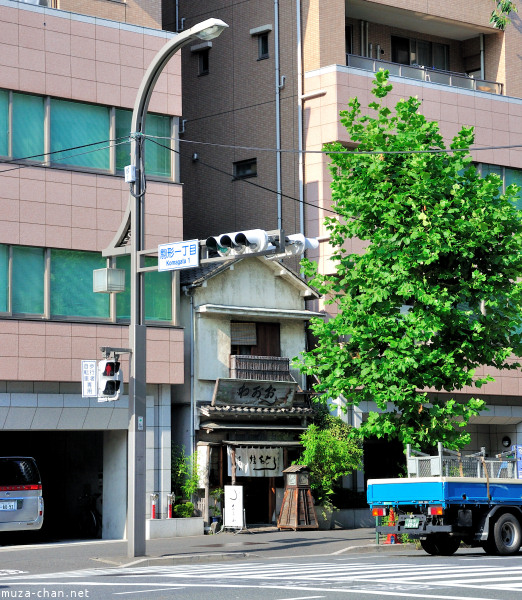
[158, 239, 199, 271]
[81, 360, 97, 398]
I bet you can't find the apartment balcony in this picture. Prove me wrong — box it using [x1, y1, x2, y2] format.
[346, 54, 503, 95]
[16, 0, 54, 5]
[229, 355, 295, 382]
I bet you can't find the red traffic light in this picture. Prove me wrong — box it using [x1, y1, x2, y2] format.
[103, 361, 120, 377]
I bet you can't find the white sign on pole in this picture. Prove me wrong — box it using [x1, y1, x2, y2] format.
[223, 485, 244, 529]
[81, 360, 97, 398]
[158, 239, 199, 271]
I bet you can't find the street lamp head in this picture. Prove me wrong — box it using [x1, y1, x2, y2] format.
[191, 18, 229, 41]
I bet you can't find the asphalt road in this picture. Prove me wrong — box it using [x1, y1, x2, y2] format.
[1, 549, 521, 600]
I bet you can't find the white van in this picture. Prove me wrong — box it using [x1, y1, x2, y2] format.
[0, 457, 44, 532]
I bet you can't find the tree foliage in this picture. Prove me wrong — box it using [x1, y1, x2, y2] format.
[490, 0, 517, 29]
[298, 414, 362, 506]
[171, 445, 200, 500]
[299, 70, 522, 450]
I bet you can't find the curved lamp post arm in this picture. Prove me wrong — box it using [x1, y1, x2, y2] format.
[116, 18, 228, 559]
[103, 18, 228, 256]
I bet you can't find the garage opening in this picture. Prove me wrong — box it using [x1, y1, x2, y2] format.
[0, 431, 103, 542]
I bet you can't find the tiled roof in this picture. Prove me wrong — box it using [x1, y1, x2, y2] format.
[200, 405, 313, 417]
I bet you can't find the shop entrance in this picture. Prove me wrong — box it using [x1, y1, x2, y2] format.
[242, 476, 282, 524]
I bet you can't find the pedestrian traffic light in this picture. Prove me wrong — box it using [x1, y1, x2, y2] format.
[97, 359, 123, 401]
[205, 229, 270, 257]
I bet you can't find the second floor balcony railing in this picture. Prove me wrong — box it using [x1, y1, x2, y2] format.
[229, 355, 295, 382]
[346, 54, 503, 95]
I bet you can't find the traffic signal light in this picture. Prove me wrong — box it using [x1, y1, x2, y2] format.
[205, 229, 319, 258]
[98, 359, 123, 401]
[284, 233, 320, 255]
[206, 229, 270, 257]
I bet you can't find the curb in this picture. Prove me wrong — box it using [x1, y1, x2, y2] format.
[117, 542, 416, 567]
[120, 551, 251, 568]
[330, 542, 416, 555]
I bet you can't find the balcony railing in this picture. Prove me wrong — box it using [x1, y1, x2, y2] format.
[229, 355, 294, 382]
[13, 0, 55, 6]
[346, 54, 503, 95]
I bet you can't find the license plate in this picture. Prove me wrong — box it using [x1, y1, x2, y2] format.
[405, 517, 420, 528]
[0, 500, 18, 511]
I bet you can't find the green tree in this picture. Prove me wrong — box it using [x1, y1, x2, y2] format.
[171, 445, 200, 500]
[298, 414, 362, 507]
[299, 70, 522, 450]
[490, 0, 517, 29]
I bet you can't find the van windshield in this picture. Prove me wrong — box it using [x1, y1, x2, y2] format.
[0, 458, 41, 486]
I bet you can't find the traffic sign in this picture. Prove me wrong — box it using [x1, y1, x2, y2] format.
[158, 240, 199, 271]
[81, 360, 97, 398]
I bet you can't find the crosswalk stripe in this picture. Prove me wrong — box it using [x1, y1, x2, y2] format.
[4, 559, 521, 594]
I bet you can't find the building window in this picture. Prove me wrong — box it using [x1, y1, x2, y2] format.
[0, 244, 174, 323]
[0, 89, 173, 179]
[0, 90, 8, 157]
[233, 158, 257, 179]
[477, 163, 522, 210]
[115, 109, 172, 178]
[13, 93, 45, 161]
[0, 244, 8, 312]
[12, 246, 45, 315]
[50, 99, 111, 170]
[51, 249, 109, 319]
[231, 322, 281, 356]
[198, 48, 210, 75]
[116, 255, 173, 322]
[258, 33, 269, 60]
[250, 25, 272, 61]
[345, 25, 353, 55]
[391, 36, 449, 71]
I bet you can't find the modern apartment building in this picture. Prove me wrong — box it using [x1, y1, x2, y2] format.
[173, 0, 522, 469]
[0, 0, 183, 539]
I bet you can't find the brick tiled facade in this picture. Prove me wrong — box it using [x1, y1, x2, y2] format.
[177, 0, 522, 454]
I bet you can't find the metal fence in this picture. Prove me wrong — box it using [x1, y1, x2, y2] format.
[407, 443, 517, 479]
[346, 54, 503, 96]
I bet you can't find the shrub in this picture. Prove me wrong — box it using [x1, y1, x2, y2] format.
[172, 502, 194, 518]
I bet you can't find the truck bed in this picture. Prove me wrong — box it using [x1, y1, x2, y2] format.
[367, 477, 522, 507]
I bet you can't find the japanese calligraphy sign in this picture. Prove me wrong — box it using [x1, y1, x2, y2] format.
[223, 485, 244, 528]
[158, 239, 199, 271]
[227, 446, 283, 478]
[81, 360, 97, 398]
[212, 378, 296, 408]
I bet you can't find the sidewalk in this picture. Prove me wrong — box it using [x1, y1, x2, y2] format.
[0, 527, 412, 575]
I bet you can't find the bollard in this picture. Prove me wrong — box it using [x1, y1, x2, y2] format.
[150, 493, 159, 519]
[166, 493, 175, 519]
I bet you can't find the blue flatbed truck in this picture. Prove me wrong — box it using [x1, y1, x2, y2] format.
[367, 443, 522, 556]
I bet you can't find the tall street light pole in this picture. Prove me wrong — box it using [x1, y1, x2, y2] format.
[103, 18, 228, 558]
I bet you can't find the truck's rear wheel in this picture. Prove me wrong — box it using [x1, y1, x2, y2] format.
[491, 513, 521, 555]
[420, 534, 461, 556]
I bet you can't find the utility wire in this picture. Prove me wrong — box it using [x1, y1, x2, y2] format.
[0, 138, 130, 175]
[146, 133, 522, 157]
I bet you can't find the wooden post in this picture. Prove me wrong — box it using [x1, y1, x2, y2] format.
[231, 447, 237, 485]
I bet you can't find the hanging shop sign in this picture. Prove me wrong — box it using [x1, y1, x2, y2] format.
[227, 446, 284, 478]
[212, 378, 296, 408]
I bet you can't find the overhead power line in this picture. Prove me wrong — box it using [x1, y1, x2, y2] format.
[144, 136, 340, 217]
[0, 138, 129, 175]
[146, 133, 522, 157]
